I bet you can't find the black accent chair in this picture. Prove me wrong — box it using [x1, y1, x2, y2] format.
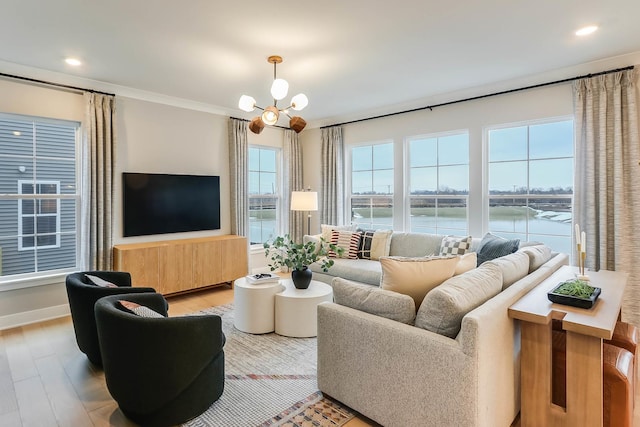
[65, 271, 160, 366]
[95, 293, 225, 427]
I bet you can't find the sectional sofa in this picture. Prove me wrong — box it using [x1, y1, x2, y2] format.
[311, 231, 569, 427]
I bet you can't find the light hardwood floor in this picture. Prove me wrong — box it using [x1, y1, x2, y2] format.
[0, 286, 374, 427]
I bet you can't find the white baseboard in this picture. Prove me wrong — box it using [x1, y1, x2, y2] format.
[0, 304, 70, 331]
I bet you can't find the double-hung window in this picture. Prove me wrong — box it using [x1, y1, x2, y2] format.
[0, 113, 80, 280]
[487, 119, 574, 254]
[248, 146, 280, 245]
[349, 142, 394, 229]
[408, 132, 469, 235]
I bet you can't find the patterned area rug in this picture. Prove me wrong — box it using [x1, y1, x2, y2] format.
[183, 304, 355, 427]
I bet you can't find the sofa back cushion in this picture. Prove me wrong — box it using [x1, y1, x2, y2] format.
[415, 262, 503, 338]
[389, 233, 444, 257]
[380, 256, 459, 308]
[485, 251, 530, 291]
[518, 245, 553, 273]
[332, 277, 416, 324]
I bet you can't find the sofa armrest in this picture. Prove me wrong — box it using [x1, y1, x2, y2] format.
[318, 302, 475, 427]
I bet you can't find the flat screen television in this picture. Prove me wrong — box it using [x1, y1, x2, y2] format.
[122, 172, 221, 237]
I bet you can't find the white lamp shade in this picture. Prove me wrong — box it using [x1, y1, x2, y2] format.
[238, 95, 256, 112]
[290, 191, 318, 211]
[270, 78, 289, 100]
[290, 93, 308, 111]
[261, 106, 280, 126]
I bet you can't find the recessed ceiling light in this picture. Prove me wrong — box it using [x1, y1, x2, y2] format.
[575, 26, 598, 36]
[65, 58, 82, 66]
[12, 131, 21, 136]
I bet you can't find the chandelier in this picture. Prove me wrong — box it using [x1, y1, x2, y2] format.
[238, 55, 309, 134]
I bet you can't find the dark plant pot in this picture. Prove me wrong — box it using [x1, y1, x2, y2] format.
[291, 267, 312, 289]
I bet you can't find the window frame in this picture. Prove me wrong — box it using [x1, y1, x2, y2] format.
[405, 130, 470, 235]
[0, 112, 82, 288]
[484, 116, 574, 255]
[346, 140, 395, 230]
[248, 145, 282, 248]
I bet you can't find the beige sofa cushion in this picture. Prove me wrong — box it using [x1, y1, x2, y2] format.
[380, 256, 459, 308]
[518, 245, 553, 273]
[485, 251, 530, 290]
[332, 277, 416, 324]
[415, 262, 503, 338]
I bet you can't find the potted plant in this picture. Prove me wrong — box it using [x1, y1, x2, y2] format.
[263, 234, 343, 289]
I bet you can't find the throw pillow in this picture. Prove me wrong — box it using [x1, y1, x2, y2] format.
[476, 233, 520, 266]
[454, 252, 477, 276]
[373, 230, 393, 259]
[119, 300, 164, 318]
[85, 274, 117, 288]
[332, 277, 416, 324]
[321, 224, 356, 243]
[380, 255, 459, 308]
[415, 262, 503, 338]
[328, 230, 361, 259]
[439, 235, 473, 256]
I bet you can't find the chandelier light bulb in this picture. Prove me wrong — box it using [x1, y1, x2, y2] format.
[290, 93, 308, 111]
[270, 78, 289, 100]
[238, 95, 257, 112]
[261, 106, 280, 126]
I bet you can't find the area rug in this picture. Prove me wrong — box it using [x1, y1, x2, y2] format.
[183, 304, 355, 427]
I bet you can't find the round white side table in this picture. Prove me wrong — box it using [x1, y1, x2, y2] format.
[275, 279, 333, 338]
[233, 277, 285, 334]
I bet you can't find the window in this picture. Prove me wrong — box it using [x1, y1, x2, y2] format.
[349, 142, 393, 229]
[248, 146, 280, 245]
[18, 180, 60, 250]
[408, 132, 469, 234]
[0, 113, 80, 279]
[487, 119, 573, 254]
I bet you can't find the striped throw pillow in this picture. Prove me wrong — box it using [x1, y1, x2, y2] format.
[119, 300, 164, 318]
[329, 230, 362, 259]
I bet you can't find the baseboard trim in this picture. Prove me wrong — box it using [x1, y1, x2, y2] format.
[0, 304, 70, 331]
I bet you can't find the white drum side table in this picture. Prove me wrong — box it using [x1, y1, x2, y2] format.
[233, 277, 285, 334]
[275, 279, 333, 338]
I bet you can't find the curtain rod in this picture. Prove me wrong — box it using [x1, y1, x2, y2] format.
[321, 65, 635, 129]
[0, 71, 116, 97]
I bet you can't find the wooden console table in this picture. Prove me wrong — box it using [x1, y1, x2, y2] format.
[113, 235, 248, 295]
[508, 265, 627, 427]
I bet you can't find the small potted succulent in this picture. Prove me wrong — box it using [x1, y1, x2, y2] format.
[547, 278, 601, 309]
[263, 234, 343, 289]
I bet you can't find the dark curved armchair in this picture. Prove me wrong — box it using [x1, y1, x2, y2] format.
[95, 293, 225, 427]
[65, 271, 160, 366]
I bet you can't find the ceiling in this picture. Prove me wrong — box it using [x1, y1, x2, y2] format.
[2, 1, 640, 127]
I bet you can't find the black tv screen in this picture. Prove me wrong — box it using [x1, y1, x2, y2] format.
[122, 172, 221, 237]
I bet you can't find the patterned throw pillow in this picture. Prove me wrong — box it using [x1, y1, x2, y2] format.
[357, 229, 393, 260]
[119, 300, 164, 318]
[439, 235, 473, 256]
[85, 274, 118, 288]
[328, 230, 361, 259]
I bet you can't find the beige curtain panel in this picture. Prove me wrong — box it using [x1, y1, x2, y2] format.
[573, 69, 640, 327]
[320, 126, 344, 226]
[284, 130, 305, 243]
[228, 118, 249, 237]
[84, 92, 116, 270]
